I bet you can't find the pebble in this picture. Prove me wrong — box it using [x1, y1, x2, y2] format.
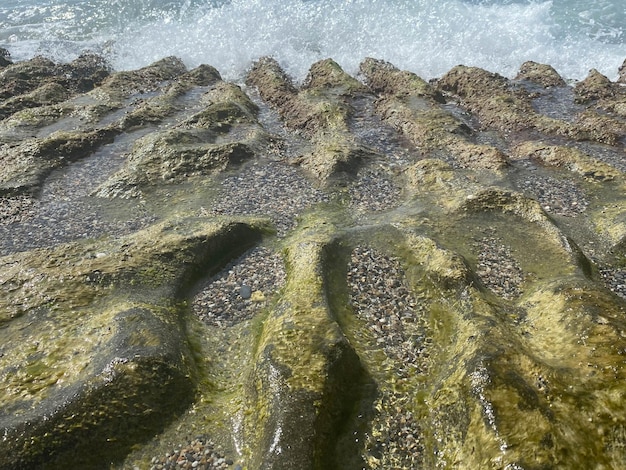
[210, 160, 328, 236]
[192, 246, 286, 327]
[347, 246, 429, 468]
[475, 236, 525, 299]
[239, 285, 252, 300]
[148, 437, 234, 470]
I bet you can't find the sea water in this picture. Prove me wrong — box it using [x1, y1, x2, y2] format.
[0, 0, 624, 82]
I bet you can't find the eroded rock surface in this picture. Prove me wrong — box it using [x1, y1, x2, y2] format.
[0, 54, 625, 470]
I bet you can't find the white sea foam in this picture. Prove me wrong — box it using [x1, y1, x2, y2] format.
[1, 0, 624, 81]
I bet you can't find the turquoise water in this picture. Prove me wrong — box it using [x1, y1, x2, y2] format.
[0, 0, 624, 81]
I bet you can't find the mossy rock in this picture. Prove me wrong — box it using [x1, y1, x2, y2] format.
[242, 214, 369, 469]
[0, 218, 267, 468]
[1, 55, 626, 470]
[436, 64, 620, 145]
[513, 141, 622, 180]
[360, 61, 509, 171]
[246, 57, 371, 184]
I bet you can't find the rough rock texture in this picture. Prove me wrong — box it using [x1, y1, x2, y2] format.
[0, 55, 625, 470]
[515, 60, 567, 88]
[246, 57, 373, 183]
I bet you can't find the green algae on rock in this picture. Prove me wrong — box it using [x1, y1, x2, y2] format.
[0, 53, 625, 470]
[359, 58, 509, 171]
[247, 57, 374, 184]
[0, 217, 267, 468]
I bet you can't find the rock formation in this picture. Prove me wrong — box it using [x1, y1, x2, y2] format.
[0, 53, 625, 469]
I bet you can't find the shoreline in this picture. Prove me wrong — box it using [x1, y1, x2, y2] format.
[0, 51, 625, 469]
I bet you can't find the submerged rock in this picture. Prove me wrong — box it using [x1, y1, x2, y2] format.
[0, 218, 267, 468]
[247, 57, 374, 184]
[0, 54, 625, 470]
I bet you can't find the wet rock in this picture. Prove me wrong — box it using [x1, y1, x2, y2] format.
[515, 61, 566, 88]
[360, 59, 509, 170]
[0, 218, 267, 468]
[437, 64, 620, 144]
[118, 65, 222, 131]
[0, 126, 119, 196]
[94, 77, 269, 198]
[99, 56, 187, 99]
[0, 47, 11, 67]
[58, 53, 112, 93]
[573, 67, 626, 122]
[0, 55, 625, 470]
[0, 82, 70, 120]
[359, 57, 444, 103]
[247, 57, 372, 183]
[303, 58, 368, 94]
[513, 141, 622, 181]
[0, 56, 59, 100]
[574, 68, 615, 104]
[242, 215, 368, 470]
[0, 54, 110, 110]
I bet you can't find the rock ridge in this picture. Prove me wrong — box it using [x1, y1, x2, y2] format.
[0, 52, 625, 469]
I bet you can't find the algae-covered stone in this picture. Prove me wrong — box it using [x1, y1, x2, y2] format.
[247, 57, 372, 184]
[0, 53, 110, 109]
[96, 56, 187, 100]
[360, 60, 509, 171]
[95, 80, 266, 198]
[437, 64, 618, 144]
[515, 60, 567, 88]
[0, 56, 59, 99]
[0, 217, 267, 468]
[513, 141, 623, 181]
[1, 54, 626, 470]
[0, 126, 119, 195]
[242, 214, 366, 469]
[574, 68, 615, 104]
[303, 58, 368, 95]
[360, 57, 444, 102]
[573, 67, 626, 121]
[0, 82, 70, 120]
[118, 64, 223, 131]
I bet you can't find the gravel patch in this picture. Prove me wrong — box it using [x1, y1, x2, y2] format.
[514, 167, 588, 217]
[210, 160, 328, 236]
[0, 195, 38, 224]
[0, 198, 154, 256]
[349, 167, 402, 213]
[192, 246, 286, 327]
[148, 437, 236, 470]
[600, 268, 626, 299]
[475, 236, 525, 299]
[347, 246, 429, 468]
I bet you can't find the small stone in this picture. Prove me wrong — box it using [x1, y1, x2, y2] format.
[250, 290, 265, 302]
[239, 285, 252, 299]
